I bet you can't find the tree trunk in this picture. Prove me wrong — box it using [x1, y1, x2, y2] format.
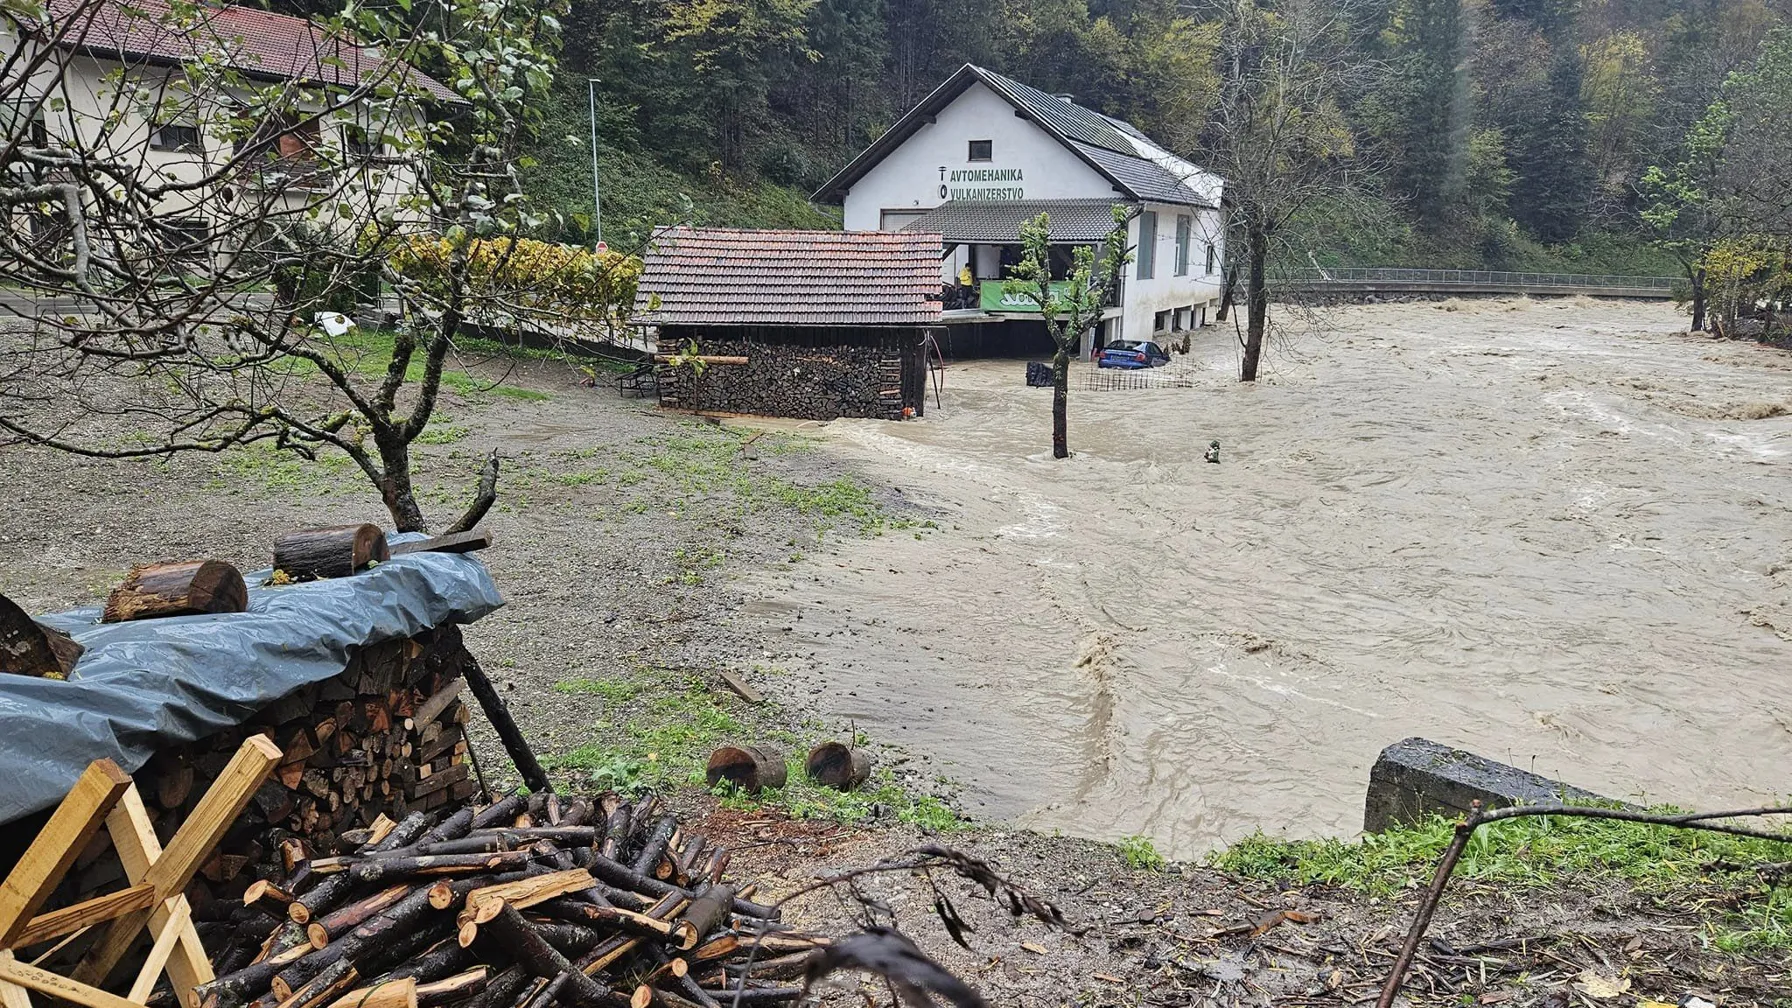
[1241, 229, 1269, 382]
[1689, 265, 1707, 333]
[1215, 263, 1240, 322]
[1051, 348, 1070, 459]
[378, 441, 428, 533]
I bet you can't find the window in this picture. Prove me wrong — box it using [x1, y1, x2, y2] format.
[967, 139, 992, 162]
[343, 125, 381, 158]
[151, 123, 202, 152]
[1136, 211, 1157, 280]
[1205, 241, 1217, 276]
[164, 217, 210, 262]
[1153, 309, 1171, 332]
[879, 209, 927, 232]
[1174, 215, 1191, 276]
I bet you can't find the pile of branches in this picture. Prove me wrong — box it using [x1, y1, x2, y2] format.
[189, 790, 823, 1008]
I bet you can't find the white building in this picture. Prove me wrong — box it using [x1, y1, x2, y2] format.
[2, 0, 454, 253]
[814, 64, 1225, 358]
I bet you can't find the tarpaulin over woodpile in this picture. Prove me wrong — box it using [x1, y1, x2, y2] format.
[0, 537, 503, 822]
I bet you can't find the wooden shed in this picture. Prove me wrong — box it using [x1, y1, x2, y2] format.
[634, 227, 942, 420]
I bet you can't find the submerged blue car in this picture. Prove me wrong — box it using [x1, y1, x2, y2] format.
[1097, 339, 1171, 369]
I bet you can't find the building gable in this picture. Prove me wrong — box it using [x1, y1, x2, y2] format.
[841, 81, 1117, 231]
[816, 64, 1212, 213]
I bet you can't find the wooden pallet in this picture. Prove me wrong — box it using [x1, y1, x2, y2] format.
[0, 736, 281, 1008]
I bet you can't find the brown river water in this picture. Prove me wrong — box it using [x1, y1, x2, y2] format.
[743, 298, 1792, 857]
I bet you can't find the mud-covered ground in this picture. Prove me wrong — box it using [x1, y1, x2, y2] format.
[3, 304, 1789, 1006]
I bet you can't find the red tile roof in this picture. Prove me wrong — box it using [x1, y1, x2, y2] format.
[636, 227, 944, 326]
[42, 0, 459, 102]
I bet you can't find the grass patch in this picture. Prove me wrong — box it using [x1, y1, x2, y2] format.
[214, 443, 361, 497]
[543, 672, 962, 831]
[1216, 809, 1792, 949]
[1117, 834, 1167, 871]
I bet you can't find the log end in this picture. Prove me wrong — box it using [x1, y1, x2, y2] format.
[804, 742, 872, 791]
[705, 745, 787, 795]
[102, 559, 248, 623]
[0, 594, 83, 678]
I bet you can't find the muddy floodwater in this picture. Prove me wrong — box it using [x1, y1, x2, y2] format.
[745, 299, 1792, 857]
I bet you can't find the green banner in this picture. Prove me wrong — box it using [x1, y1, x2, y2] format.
[980, 280, 1076, 313]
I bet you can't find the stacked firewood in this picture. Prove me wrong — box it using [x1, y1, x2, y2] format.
[98, 626, 480, 907]
[188, 791, 820, 1008]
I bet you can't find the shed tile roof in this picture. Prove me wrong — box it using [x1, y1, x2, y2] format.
[636, 228, 944, 326]
[899, 199, 1134, 244]
[42, 0, 459, 102]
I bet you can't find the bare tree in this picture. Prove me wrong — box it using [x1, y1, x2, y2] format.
[1197, 0, 1377, 381]
[1002, 208, 1131, 459]
[0, 0, 634, 532]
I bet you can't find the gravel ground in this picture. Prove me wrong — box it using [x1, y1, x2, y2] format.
[3, 352, 1787, 1008]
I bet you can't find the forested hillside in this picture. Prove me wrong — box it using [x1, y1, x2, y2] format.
[514, 0, 1787, 272]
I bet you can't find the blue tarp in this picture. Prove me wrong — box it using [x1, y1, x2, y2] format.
[0, 536, 504, 822]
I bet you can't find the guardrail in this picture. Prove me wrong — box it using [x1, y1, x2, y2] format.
[1274, 267, 1678, 296]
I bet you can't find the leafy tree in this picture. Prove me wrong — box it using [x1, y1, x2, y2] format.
[1202, 0, 1375, 382]
[1642, 27, 1792, 330]
[1002, 209, 1131, 459]
[1581, 31, 1658, 201]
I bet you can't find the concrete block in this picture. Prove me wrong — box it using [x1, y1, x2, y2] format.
[1363, 737, 1612, 833]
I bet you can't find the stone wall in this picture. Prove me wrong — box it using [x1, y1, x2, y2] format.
[655, 327, 927, 421]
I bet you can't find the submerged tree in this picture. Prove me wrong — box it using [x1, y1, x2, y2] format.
[0, 0, 637, 532]
[1201, 0, 1375, 382]
[1002, 209, 1132, 460]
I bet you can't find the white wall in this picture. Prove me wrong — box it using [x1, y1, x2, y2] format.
[5, 32, 427, 239]
[1106, 202, 1226, 354]
[842, 82, 1119, 232]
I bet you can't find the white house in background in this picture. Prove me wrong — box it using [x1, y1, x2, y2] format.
[1, 0, 456, 252]
[814, 64, 1225, 358]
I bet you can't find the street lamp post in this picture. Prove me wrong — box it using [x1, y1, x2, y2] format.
[587, 77, 603, 247]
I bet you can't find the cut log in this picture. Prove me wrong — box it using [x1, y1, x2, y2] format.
[102, 560, 248, 623]
[470, 794, 527, 831]
[415, 968, 489, 1007]
[289, 871, 358, 924]
[630, 818, 677, 878]
[389, 532, 492, 557]
[703, 747, 784, 795]
[369, 812, 431, 853]
[323, 977, 416, 1008]
[480, 905, 616, 1008]
[279, 955, 359, 1008]
[674, 887, 734, 950]
[274, 526, 389, 582]
[349, 850, 538, 884]
[454, 966, 529, 1008]
[412, 683, 466, 732]
[0, 593, 83, 678]
[461, 869, 595, 925]
[307, 885, 411, 948]
[803, 743, 871, 791]
[531, 901, 696, 949]
[196, 942, 314, 1008]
